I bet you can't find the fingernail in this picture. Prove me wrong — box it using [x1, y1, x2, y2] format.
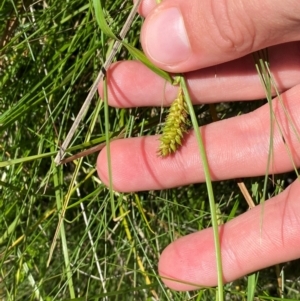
[143, 7, 191, 66]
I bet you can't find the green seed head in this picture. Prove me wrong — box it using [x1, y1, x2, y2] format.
[158, 88, 190, 157]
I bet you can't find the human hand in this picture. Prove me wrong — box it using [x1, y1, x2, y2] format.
[97, 0, 300, 291]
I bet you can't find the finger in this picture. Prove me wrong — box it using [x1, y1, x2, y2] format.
[134, 0, 157, 17]
[140, 0, 300, 72]
[98, 42, 300, 108]
[158, 179, 300, 290]
[97, 84, 300, 192]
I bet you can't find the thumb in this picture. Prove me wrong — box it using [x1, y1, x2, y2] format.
[141, 0, 300, 72]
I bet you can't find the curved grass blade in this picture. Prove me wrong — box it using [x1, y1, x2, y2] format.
[123, 42, 173, 83]
[92, 0, 117, 40]
[93, 0, 172, 83]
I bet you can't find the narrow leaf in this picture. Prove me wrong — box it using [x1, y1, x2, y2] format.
[92, 0, 118, 40]
[123, 42, 173, 83]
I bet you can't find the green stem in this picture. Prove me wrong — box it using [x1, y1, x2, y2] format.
[180, 76, 224, 300]
[103, 77, 116, 218]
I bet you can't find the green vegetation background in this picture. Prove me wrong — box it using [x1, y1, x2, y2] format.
[0, 0, 299, 300]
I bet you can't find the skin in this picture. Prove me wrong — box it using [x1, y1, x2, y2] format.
[97, 0, 300, 291]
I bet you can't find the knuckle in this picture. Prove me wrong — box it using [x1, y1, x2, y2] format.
[208, 0, 257, 55]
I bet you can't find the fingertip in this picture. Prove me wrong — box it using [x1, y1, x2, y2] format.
[96, 146, 109, 187]
[97, 81, 104, 100]
[96, 137, 163, 192]
[134, 0, 158, 17]
[97, 60, 177, 108]
[158, 242, 203, 291]
[97, 144, 128, 192]
[97, 61, 138, 108]
[158, 230, 217, 291]
[97, 142, 134, 192]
